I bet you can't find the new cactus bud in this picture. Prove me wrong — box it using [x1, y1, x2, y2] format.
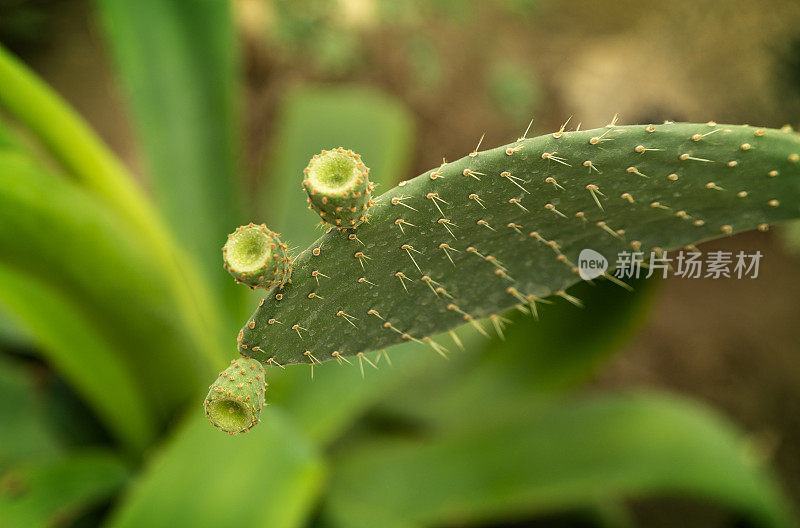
[204, 357, 266, 434]
[303, 147, 374, 228]
[222, 223, 291, 290]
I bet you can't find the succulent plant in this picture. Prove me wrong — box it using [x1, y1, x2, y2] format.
[208, 121, 800, 432]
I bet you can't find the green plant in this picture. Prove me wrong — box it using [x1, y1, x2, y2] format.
[215, 122, 799, 374]
[1, 1, 799, 526]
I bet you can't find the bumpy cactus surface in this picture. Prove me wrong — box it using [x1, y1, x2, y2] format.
[204, 357, 266, 433]
[303, 147, 374, 228]
[222, 223, 291, 289]
[208, 121, 800, 431]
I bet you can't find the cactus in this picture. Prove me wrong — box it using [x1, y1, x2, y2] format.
[222, 223, 291, 289]
[303, 148, 374, 228]
[208, 121, 800, 431]
[204, 357, 267, 434]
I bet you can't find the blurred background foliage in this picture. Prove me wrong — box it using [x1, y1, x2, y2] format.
[1, 0, 800, 527]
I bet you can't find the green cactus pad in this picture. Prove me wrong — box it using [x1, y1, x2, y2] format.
[222, 223, 291, 290]
[303, 148, 374, 228]
[235, 122, 800, 367]
[204, 357, 266, 434]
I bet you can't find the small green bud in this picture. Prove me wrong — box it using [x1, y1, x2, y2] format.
[222, 223, 291, 290]
[302, 148, 374, 228]
[204, 357, 266, 434]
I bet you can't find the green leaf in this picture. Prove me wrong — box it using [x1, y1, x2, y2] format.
[0, 355, 60, 468]
[0, 304, 30, 350]
[106, 410, 325, 528]
[0, 142, 215, 432]
[483, 277, 657, 390]
[263, 84, 414, 249]
[267, 325, 482, 445]
[377, 277, 657, 430]
[94, 0, 245, 318]
[323, 391, 795, 528]
[0, 263, 154, 452]
[0, 45, 226, 371]
[0, 45, 160, 240]
[0, 451, 130, 528]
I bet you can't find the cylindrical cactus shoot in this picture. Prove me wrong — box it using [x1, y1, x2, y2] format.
[222, 223, 291, 289]
[303, 148, 374, 228]
[204, 357, 266, 434]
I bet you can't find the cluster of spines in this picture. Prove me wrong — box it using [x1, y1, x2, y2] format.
[204, 357, 266, 434]
[222, 223, 291, 290]
[302, 147, 375, 228]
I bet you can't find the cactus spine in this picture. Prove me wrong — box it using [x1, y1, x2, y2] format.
[303, 148, 374, 228]
[222, 223, 291, 289]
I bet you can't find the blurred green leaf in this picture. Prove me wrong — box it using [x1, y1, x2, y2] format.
[263, 85, 414, 248]
[0, 45, 165, 239]
[0, 263, 154, 452]
[405, 35, 443, 90]
[0, 355, 60, 469]
[95, 0, 245, 319]
[311, 28, 361, 75]
[448, 278, 656, 421]
[376, 278, 656, 431]
[0, 451, 130, 528]
[0, 142, 215, 438]
[487, 58, 543, 127]
[485, 277, 656, 390]
[324, 391, 794, 528]
[41, 376, 118, 452]
[267, 345, 430, 444]
[0, 305, 30, 351]
[107, 409, 325, 528]
[0, 46, 227, 383]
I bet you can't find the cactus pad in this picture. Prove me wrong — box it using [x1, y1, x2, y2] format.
[234, 123, 800, 368]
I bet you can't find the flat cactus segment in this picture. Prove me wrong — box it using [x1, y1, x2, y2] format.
[303, 148, 373, 228]
[222, 223, 291, 289]
[204, 357, 266, 434]
[240, 123, 800, 366]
